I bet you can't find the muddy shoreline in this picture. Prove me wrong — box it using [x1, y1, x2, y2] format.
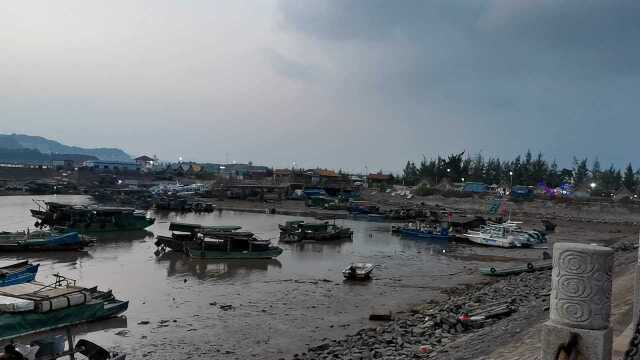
[1, 194, 638, 359]
[291, 237, 639, 360]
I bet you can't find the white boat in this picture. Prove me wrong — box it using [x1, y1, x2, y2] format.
[342, 263, 376, 280]
[464, 222, 547, 248]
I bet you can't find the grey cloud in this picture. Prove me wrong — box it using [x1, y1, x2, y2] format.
[277, 0, 640, 167]
[263, 49, 315, 81]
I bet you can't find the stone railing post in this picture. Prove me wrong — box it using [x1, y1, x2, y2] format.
[542, 242, 614, 360]
[634, 233, 640, 328]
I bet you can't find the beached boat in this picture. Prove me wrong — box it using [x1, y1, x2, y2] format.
[342, 263, 376, 280]
[464, 222, 547, 248]
[398, 224, 451, 240]
[0, 262, 39, 287]
[31, 201, 155, 233]
[185, 236, 283, 260]
[0, 231, 93, 252]
[479, 261, 552, 276]
[0, 274, 128, 340]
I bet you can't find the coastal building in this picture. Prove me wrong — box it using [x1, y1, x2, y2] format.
[462, 182, 488, 193]
[84, 160, 141, 172]
[367, 173, 394, 189]
[134, 155, 155, 168]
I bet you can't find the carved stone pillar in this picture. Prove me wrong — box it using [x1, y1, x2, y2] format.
[541, 242, 614, 360]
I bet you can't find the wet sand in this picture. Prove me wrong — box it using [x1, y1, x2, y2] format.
[2, 194, 636, 359]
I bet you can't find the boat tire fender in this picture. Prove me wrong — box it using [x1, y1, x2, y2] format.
[527, 263, 534, 271]
[490, 267, 496, 274]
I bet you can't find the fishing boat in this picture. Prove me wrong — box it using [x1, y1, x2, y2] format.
[155, 222, 245, 253]
[185, 235, 283, 260]
[397, 223, 451, 240]
[0, 231, 93, 252]
[0, 274, 128, 341]
[2, 339, 126, 360]
[0, 262, 39, 287]
[464, 221, 547, 248]
[278, 221, 353, 242]
[31, 201, 155, 233]
[278, 220, 305, 234]
[342, 263, 376, 280]
[167, 222, 241, 234]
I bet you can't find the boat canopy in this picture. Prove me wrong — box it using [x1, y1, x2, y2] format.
[169, 222, 241, 233]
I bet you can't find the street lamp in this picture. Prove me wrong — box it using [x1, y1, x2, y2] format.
[461, 177, 465, 182]
[509, 171, 513, 192]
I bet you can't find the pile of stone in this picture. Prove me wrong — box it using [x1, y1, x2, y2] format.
[297, 270, 552, 360]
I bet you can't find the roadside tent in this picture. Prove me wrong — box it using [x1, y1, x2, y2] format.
[614, 185, 634, 202]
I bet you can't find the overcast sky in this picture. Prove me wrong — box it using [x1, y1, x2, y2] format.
[1, 1, 639, 172]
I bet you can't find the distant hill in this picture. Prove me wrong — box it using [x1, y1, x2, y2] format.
[0, 134, 131, 161]
[0, 147, 98, 165]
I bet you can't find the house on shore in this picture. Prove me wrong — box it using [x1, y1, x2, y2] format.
[84, 160, 141, 172]
[135, 155, 155, 168]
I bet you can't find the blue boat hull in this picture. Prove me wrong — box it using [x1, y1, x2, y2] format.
[0, 263, 39, 287]
[398, 229, 450, 240]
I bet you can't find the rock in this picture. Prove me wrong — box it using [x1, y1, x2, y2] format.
[369, 310, 393, 321]
[455, 323, 464, 333]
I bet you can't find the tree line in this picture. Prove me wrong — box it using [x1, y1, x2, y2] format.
[401, 151, 638, 193]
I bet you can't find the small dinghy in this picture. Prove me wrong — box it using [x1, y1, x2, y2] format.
[0, 261, 39, 287]
[342, 263, 376, 280]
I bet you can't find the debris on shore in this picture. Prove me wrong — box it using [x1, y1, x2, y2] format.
[299, 270, 552, 359]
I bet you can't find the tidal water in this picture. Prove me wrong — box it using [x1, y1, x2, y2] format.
[0, 195, 499, 359]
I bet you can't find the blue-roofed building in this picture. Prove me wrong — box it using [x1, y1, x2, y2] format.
[84, 160, 141, 172]
[462, 182, 488, 193]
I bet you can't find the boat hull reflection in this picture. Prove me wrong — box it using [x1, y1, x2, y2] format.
[157, 251, 282, 280]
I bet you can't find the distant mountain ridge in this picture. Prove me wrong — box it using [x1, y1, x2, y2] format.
[0, 134, 131, 161]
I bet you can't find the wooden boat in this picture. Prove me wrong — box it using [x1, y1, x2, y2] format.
[0, 231, 93, 252]
[185, 236, 283, 260]
[479, 261, 553, 276]
[168, 222, 241, 233]
[31, 201, 155, 233]
[278, 220, 305, 234]
[155, 222, 246, 253]
[3, 339, 126, 360]
[279, 221, 353, 242]
[0, 274, 128, 341]
[398, 224, 451, 240]
[0, 261, 39, 287]
[342, 263, 376, 280]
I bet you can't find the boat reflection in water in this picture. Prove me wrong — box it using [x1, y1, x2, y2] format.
[0, 250, 93, 265]
[92, 230, 155, 244]
[282, 237, 353, 254]
[157, 251, 282, 280]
